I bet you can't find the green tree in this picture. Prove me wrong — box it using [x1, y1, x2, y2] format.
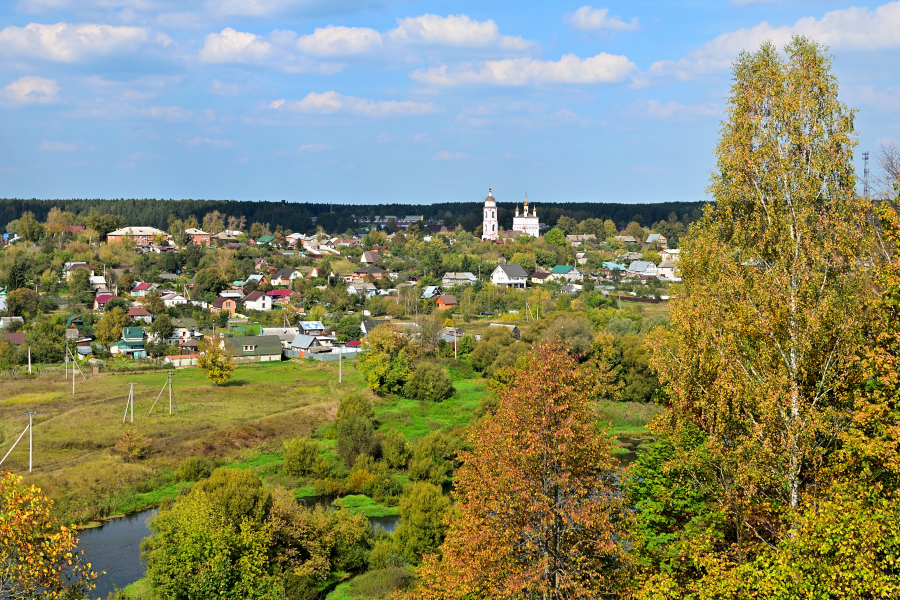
[6, 260, 28, 290]
[336, 414, 376, 468]
[95, 306, 129, 345]
[193, 468, 273, 528]
[149, 313, 174, 340]
[555, 215, 577, 235]
[358, 324, 411, 393]
[543, 227, 565, 247]
[26, 320, 66, 364]
[198, 338, 234, 385]
[336, 315, 362, 342]
[394, 482, 451, 565]
[17, 211, 45, 242]
[283, 436, 326, 477]
[194, 268, 227, 301]
[336, 393, 375, 423]
[382, 430, 412, 469]
[6, 288, 40, 318]
[403, 363, 454, 402]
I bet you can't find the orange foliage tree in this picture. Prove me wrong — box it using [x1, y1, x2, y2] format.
[405, 342, 629, 600]
[0, 471, 97, 599]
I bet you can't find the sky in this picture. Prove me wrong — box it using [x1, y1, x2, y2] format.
[0, 0, 898, 205]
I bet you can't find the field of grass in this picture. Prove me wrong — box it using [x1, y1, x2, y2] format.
[332, 494, 399, 518]
[0, 359, 366, 523]
[597, 399, 663, 436]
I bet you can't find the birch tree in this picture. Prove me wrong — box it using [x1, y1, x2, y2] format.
[646, 36, 876, 587]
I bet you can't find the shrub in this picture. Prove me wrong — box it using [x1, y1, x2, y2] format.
[192, 468, 272, 528]
[336, 393, 375, 423]
[115, 429, 152, 461]
[382, 430, 412, 469]
[283, 436, 325, 477]
[403, 363, 454, 403]
[176, 456, 215, 482]
[606, 316, 636, 336]
[336, 415, 377, 467]
[348, 567, 416, 598]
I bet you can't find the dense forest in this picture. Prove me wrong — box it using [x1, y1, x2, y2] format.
[0, 198, 707, 235]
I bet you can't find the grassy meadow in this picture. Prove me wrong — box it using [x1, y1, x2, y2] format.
[0, 360, 366, 523]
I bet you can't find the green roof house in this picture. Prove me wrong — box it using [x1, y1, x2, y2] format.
[222, 335, 283, 363]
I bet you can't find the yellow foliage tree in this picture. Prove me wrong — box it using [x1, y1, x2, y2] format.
[198, 338, 234, 386]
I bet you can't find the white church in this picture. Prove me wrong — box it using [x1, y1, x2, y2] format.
[481, 187, 539, 241]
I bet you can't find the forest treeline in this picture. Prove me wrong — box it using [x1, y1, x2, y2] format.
[0, 197, 707, 235]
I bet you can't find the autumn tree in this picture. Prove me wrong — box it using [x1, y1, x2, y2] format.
[203, 210, 226, 235]
[358, 324, 411, 393]
[95, 306, 130, 345]
[1, 472, 98, 600]
[406, 343, 627, 599]
[198, 338, 234, 386]
[16, 211, 45, 243]
[639, 37, 877, 595]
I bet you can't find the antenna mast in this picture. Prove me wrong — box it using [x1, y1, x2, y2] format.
[864, 151, 870, 198]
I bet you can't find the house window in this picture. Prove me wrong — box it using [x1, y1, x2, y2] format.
[242, 345, 256, 352]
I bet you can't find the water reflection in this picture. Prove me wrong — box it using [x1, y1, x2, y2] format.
[77, 510, 157, 599]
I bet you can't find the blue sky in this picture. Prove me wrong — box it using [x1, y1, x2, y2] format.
[0, 0, 898, 205]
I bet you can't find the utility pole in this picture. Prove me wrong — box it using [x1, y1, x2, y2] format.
[123, 383, 134, 424]
[28, 347, 31, 374]
[27, 412, 35, 473]
[863, 151, 870, 198]
[338, 343, 343, 384]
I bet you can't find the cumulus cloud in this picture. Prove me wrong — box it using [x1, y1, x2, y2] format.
[650, 1, 900, 79]
[39, 140, 78, 151]
[0, 22, 166, 62]
[269, 91, 435, 117]
[296, 25, 382, 56]
[388, 14, 535, 51]
[433, 150, 466, 160]
[4, 76, 59, 104]
[199, 28, 272, 63]
[844, 85, 900, 112]
[566, 6, 639, 32]
[412, 52, 636, 86]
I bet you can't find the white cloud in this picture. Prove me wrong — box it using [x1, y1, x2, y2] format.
[4, 76, 59, 104]
[566, 6, 639, 32]
[296, 25, 382, 56]
[179, 136, 238, 148]
[270, 91, 435, 117]
[845, 85, 900, 112]
[650, 1, 900, 79]
[199, 28, 272, 63]
[299, 143, 332, 151]
[0, 22, 164, 62]
[389, 14, 535, 51]
[412, 52, 636, 86]
[39, 140, 78, 151]
[433, 150, 467, 160]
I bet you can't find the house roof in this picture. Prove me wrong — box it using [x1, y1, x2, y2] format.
[66, 316, 85, 327]
[550, 265, 576, 274]
[1, 332, 25, 344]
[300, 321, 325, 331]
[95, 294, 117, 304]
[273, 268, 299, 279]
[244, 291, 266, 302]
[212, 297, 232, 308]
[132, 282, 152, 291]
[256, 235, 276, 243]
[646, 233, 661, 243]
[421, 285, 442, 298]
[530, 271, 551, 279]
[442, 272, 477, 281]
[437, 294, 457, 305]
[65, 262, 91, 271]
[185, 228, 209, 235]
[628, 261, 655, 272]
[171, 318, 198, 329]
[290, 334, 321, 350]
[613, 235, 637, 243]
[108, 226, 166, 237]
[122, 327, 143, 339]
[495, 264, 528, 278]
[658, 261, 676, 269]
[128, 306, 151, 316]
[262, 327, 300, 342]
[361, 251, 380, 263]
[267, 289, 292, 299]
[602, 262, 626, 271]
[223, 335, 283, 356]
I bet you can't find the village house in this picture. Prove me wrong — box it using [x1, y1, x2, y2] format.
[566, 234, 596, 246]
[489, 323, 521, 340]
[64, 262, 93, 281]
[128, 306, 153, 323]
[529, 272, 551, 285]
[211, 297, 237, 317]
[659, 248, 681, 263]
[549, 265, 583, 283]
[185, 228, 211, 246]
[435, 295, 458, 311]
[645, 233, 668, 249]
[441, 272, 478, 287]
[107, 227, 168, 245]
[261, 327, 301, 349]
[360, 251, 380, 266]
[244, 291, 272, 311]
[161, 292, 188, 307]
[657, 261, 678, 279]
[94, 294, 118, 311]
[602, 262, 626, 278]
[300, 321, 327, 336]
[222, 335, 283, 363]
[353, 266, 384, 280]
[613, 235, 637, 244]
[347, 281, 377, 299]
[421, 286, 443, 299]
[491, 264, 528, 289]
[271, 268, 302, 287]
[267, 289, 293, 305]
[169, 318, 200, 343]
[627, 261, 659, 277]
[130, 282, 159, 297]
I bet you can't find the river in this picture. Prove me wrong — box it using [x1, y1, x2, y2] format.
[77, 510, 157, 599]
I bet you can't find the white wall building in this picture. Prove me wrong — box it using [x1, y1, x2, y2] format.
[481, 187, 499, 241]
[512, 196, 539, 238]
[491, 264, 528, 289]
